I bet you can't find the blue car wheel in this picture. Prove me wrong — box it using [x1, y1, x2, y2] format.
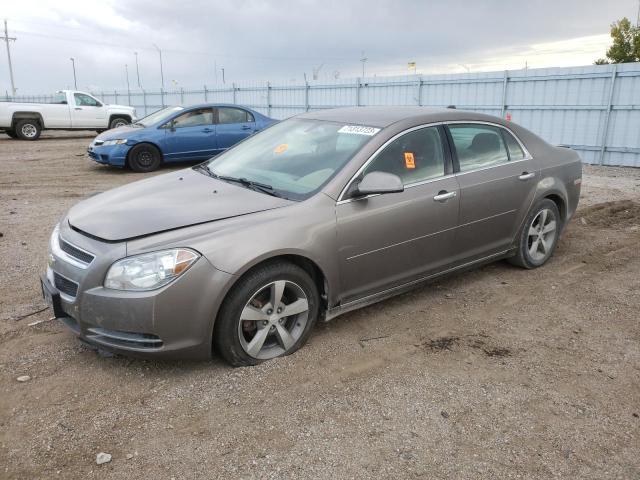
[128, 144, 162, 173]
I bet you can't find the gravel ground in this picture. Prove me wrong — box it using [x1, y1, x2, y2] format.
[0, 131, 639, 479]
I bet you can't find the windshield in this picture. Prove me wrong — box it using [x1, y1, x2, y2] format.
[205, 119, 379, 200]
[136, 106, 184, 127]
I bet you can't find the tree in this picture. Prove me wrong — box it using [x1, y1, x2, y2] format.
[595, 17, 640, 64]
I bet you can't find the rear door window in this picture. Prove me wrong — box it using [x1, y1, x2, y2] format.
[502, 130, 526, 160]
[448, 124, 509, 172]
[217, 107, 253, 124]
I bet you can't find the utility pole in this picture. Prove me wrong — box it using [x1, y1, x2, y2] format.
[2, 19, 16, 96]
[152, 43, 164, 90]
[69, 57, 77, 89]
[360, 51, 368, 78]
[125, 64, 131, 104]
[134, 51, 142, 89]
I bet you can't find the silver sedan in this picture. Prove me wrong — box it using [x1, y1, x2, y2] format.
[42, 107, 582, 366]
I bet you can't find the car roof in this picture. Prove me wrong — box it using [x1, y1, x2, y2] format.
[296, 106, 508, 128]
[184, 103, 258, 111]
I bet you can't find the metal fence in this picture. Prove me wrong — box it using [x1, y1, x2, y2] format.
[6, 63, 640, 167]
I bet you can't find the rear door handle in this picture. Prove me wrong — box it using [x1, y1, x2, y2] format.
[519, 172, 535, 181]
[433, 190, 457, 202]
[74, 107, 82, 110]
[202, 128, 213, 133]
[241, 125, 252, 130]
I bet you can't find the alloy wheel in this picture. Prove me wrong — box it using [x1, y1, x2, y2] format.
[21, 123, 38, 138]
[527, 208, 557, 262]
[237, 280, 309, 360]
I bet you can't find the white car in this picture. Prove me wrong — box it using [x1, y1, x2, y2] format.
[0, 90, 136, 140]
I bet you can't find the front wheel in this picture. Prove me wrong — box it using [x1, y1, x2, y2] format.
[127, 143, 162, 172]
[15, 119, 42, 140]
[109, 117, 130, 129]
[509, 198, 561, 269]
[214, 261, 320, 367]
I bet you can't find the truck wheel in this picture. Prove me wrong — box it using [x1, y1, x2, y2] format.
[4, 129, 17, 139]
[15, 119, 41, 140]
[128, 144, 162, 172]
[109, 117, 130, 129]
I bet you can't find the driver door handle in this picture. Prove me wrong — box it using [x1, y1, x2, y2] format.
[74, 107, 82, 110]
[202, 128, 213, 133]
[241, 125, 252, 130]
[433, 190, 457, 202]
[519, 172, 535, 181]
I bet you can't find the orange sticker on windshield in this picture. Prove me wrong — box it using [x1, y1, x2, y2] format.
[274, 143, 288, 154]
[404, 152, 415, 169]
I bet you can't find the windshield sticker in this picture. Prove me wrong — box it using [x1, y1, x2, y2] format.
[338, 125, 380, 136]
[274, 143, 289, 154]
[404, 152, 415, 169]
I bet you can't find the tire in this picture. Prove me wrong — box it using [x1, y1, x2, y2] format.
[509, 198, 561, 269]
[15, 119, 41, 140]
[127, 143, 162, 172]
[214, 261, 320, 367]
[109, 117, 130, 129]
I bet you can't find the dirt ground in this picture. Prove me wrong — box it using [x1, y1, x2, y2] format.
[0, 130, 639, 479]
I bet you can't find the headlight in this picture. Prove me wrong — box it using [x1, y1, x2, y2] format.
[104, 249, 199, 291]
[49, 223, 60, 251]
[102, 139, 128, 146]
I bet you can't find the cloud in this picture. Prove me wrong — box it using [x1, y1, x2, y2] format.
[0, 0, 634, 94]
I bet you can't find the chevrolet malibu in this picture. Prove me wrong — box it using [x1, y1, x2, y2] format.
[87, 104, 275, 172]
[42, 107, 582, 366]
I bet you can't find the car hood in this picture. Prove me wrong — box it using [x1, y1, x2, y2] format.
[67, 168, 293, 241]
[95, 125, 146, 142]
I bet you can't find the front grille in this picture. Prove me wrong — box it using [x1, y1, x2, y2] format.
[53, 272, 79, 298]
[86, 327, 163, 350]
[59, 237, 95, 265]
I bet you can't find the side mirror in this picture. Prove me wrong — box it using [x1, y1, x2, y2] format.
[353, 171, 404, 197]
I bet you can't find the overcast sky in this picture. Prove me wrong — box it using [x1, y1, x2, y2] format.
[1, 0, 637, 94]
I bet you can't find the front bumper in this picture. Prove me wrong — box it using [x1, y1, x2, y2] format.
[43, 221, 234, 359]
[87, 143, 130, 167]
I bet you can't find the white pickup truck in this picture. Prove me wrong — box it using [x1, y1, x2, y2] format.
[0, 90, 136, 140]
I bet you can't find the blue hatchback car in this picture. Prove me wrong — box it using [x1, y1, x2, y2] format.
[87, 104, 276, 172]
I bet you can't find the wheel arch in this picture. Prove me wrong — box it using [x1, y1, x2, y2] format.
[11, 112, 45, 129]
[218, 252, 330, 316]
[108, 113, 132, 126]
[543, 192, 566, 226]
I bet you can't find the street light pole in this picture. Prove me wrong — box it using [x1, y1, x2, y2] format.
[152, 43, 164, 91]
[70, 57, 77, 89]
[134, 51, 142, 89]
[360, 51, 367, 78]
[125, 64, 131, 104]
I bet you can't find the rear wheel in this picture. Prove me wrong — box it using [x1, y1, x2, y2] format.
[127, 143, 162, 172]
[214, 261, 320, 367]
[109, 117, 130, 129]
[15, 119, 41, 140]
[509, 199, 561, 269]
